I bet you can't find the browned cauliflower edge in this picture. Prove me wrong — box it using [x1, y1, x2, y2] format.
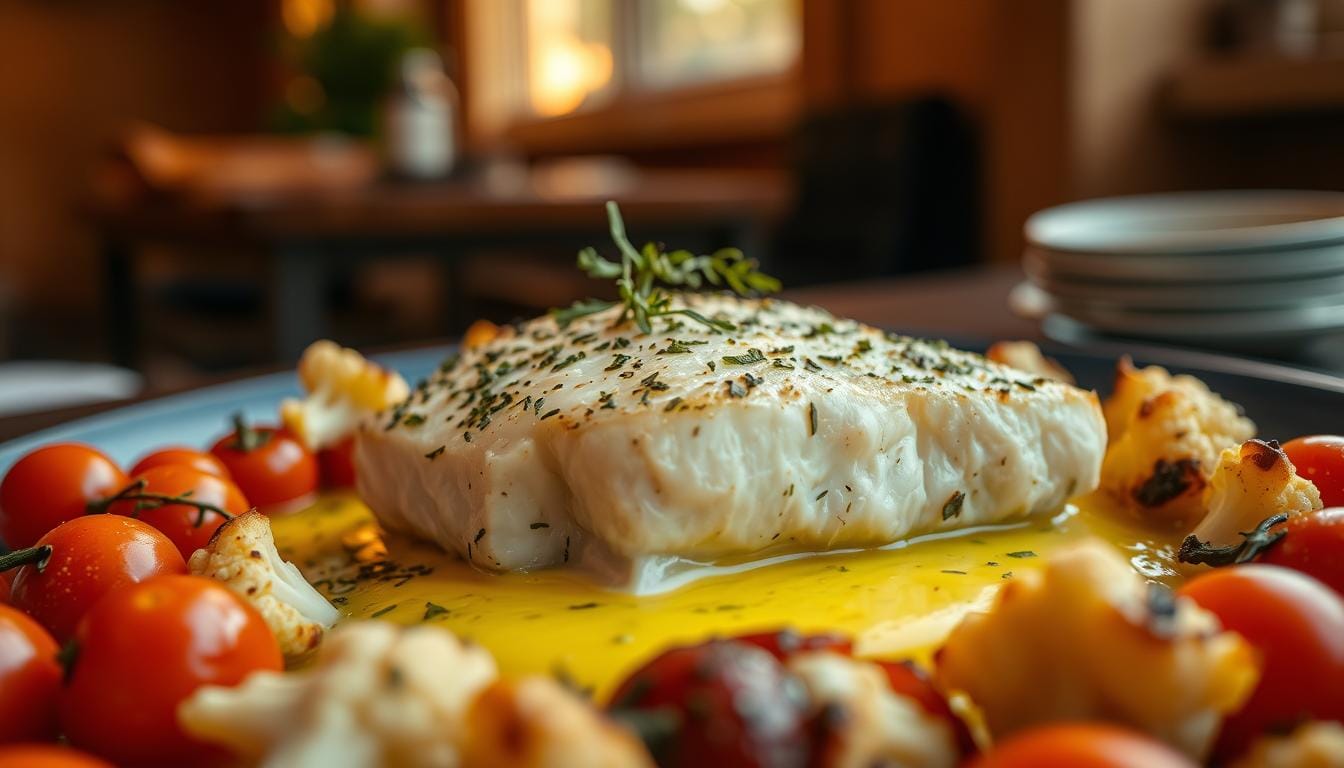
[188, 511, 341, 662]
[463, 676, 654, 768]
[179, 621, 652, 768]
[787, 651, 958, 768]
[933, 538, 1260, 761]
[1101, 358, 1256, 523]
[1179, 439, 1323, 568]
[281, 339, 410, 451]
[985, 341, 1075, 384]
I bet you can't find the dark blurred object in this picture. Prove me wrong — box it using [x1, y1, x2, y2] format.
[771, 97, 979, 285]
[1185, 0, 1344, 120]
[1208, 0, 1322, 56]
[272, 2, 429, 137]
[1167, 53, 1344, 119]
[87, 150, 786, 367]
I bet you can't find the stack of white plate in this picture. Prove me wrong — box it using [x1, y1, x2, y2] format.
[1020, 190, 1344, 354]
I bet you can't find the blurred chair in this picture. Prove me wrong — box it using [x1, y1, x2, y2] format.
[772, 96, 980, 285]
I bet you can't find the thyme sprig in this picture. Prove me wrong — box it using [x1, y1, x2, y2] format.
[87, 478, 236, 527]
[0, 545, 52, 573]
[552, 201, 781, 334]
[228, 412, 271, 452]
[1177, 512, 1288, 567]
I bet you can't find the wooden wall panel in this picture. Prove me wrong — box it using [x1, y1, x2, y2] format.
[1071, 0, 1221, 197]
[0, 1, 271, 311]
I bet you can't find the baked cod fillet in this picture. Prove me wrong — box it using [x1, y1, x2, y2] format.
[355, 295, 1106, 590]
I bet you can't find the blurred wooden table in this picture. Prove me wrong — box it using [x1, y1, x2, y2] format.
[88, 166, 790, 366]
[0, 268, 1029, 443]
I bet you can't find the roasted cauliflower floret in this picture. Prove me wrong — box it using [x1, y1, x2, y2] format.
[462, 677, 653, 768]
[1180, 440, 1322, 565]
[1101, 358, 1256, 523]
[462, 319, 501, 350]
[281, 340, 410, 451]
[934, 538, 1259, 760]
[1232, 721, 1344, 768]
[788, 651, 958, 768]
[985, 340, 1074, 384]
[179, 621, 499, 768]
[189, 511, 340, 661]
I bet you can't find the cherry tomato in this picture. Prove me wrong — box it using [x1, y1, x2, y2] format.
[609, 640, 810, 768]
[968, 723, 1195, 768]
[0, 604, 61, 744]
[733, 628, 853, 660]
[129, 447, 230, 480]
[1260, 507, 1344, 597]
[729, 629, 972, 757]
[1282, 435, 1344, 506]
[7, 515, 187, 643]
[60, 574, 283, 767]
[0, 444, 129, 549]
[0, 572, 10, 603]
[875, 659, 976, 756]
[0, 745, 112, 768]
[319, 437, 357, 489]
[210, 419, 317, 510]
[109, 465, 249, 560]
[1179, 564, 1344, 760]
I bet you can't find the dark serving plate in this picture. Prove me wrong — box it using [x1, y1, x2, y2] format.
[1, 339, 1340, 476]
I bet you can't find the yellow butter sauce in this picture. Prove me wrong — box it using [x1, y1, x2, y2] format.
[271, 493, 1182, 699]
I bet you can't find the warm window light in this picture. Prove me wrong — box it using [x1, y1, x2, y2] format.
[282, 0, 334, 38]
[525, 0, 614, 117]
[681, 0, 730, 14]
[639, 0, 798, 88]
[530, 38, 613, 116]
[465, 0, 795, 129]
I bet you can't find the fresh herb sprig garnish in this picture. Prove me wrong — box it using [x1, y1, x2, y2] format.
[86, 478, 236, 527]
[228, 412, 271, 452]
[1178, 512, 1288, 567]
[552, 201, 781, 335]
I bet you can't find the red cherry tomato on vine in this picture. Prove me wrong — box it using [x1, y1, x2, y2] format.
[1260, 507, 1344, 597]
[60, 575, 283, 767]
[732, 628, 853, 660]
[874, 659, 976, 756]
[0, 573, 10, 604]
[319, 437, 357, 489]
[6, 515, 186, 642]
[0, 604, 61, 745]
[210, 418, 317, 510]
[130, 447, 230, 480]
[109, 464, 249, 559]
[1282, 435, 1344, 506]
[608, 639, 810, 768]
[0, 444, 128, 549]
[1179, 564, 1344, 761]
[0, 745, 112, 768]
[968, 723, 1195, 768]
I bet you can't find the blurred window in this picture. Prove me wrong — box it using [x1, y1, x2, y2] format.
[522, 0, 617, 117]
[469, 0, 799, 126]
[635, 0, 800, 90]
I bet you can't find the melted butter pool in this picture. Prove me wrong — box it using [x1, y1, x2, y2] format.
[271, 493, 1183, 698]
